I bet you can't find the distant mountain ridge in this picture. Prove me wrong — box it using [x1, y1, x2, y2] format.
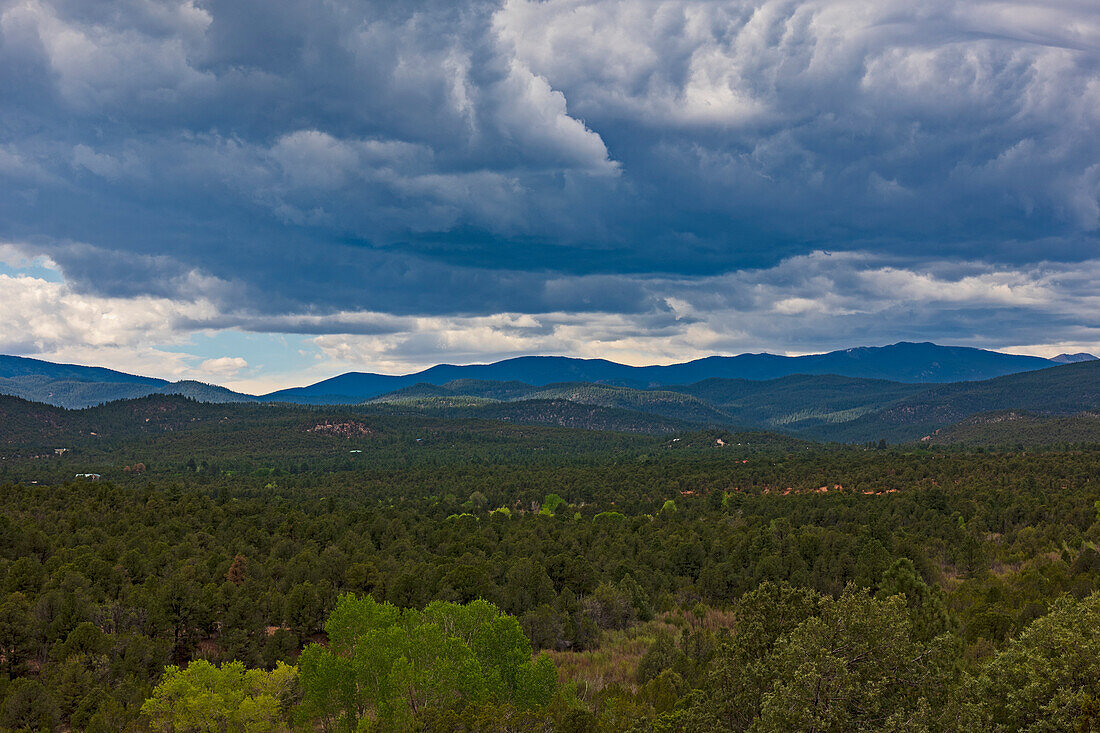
[1, 350, 1098, 444]
[263, 342, 1056, 403]
[0, 343, 1071, 414]
[0, 355, 256, 409]
[361, 361, 1100, 443]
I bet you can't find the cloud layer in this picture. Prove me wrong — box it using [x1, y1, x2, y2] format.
[1, 0, 1098, 381]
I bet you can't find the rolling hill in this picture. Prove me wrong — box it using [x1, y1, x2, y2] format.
[801, 360, 1100, 442]
[369, 380, 734, 425]
[670, 374, 929, 431]
[924, 411, 1100, 447]
[0, 355, 255, 408]
[362, 397, 693, 434]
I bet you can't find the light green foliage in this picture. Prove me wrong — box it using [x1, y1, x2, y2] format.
[660, 499, 677, 515]
[540, 493, 567, 516]
[296, 595, 558, 730]
[141, 659, 298, 733]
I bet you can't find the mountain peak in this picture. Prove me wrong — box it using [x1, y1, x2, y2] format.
[1050, 353, 1098, 364]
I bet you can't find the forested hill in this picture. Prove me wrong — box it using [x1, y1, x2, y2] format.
[0, 392, 810, 487]
[368, 381, 734, 426]
[0, 392, 704, 452]
[0, 355, 256, 408]
[809, 359, 1100, 442]
[925, 411, 1100, 447]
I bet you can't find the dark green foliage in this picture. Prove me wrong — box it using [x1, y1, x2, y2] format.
[929, 410, 1100, 448]
[879, 558, 953, 642]
[0, 398, 1099, 729]
[951, 591, 1100, 731]
[1, 678, 58, 732]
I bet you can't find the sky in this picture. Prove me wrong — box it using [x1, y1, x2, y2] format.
[1, 0, 1099, 393]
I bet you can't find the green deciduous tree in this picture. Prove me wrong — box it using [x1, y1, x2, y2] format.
[141, 659, 298, 733]
[296, 594, 558, 731]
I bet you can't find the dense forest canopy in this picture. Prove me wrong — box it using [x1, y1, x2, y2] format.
[1, 393, 1099, 730]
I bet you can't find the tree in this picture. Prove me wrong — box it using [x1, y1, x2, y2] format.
[878, 558, 952, 642]
[226, 555, 248, 586]
[618, 573, 653, 622]
[296, 595, 558, 730]
[637, 632, 682, 685]
[141, 659, 298, 733]
[685, 582, 821, 730]
[520, 604, 565, 650]
[583, 582, 635, 630]
[0, 592, 34, 677]
[503, 559, 555, 616]
[752, 589, 944, 732]
[540, 494, 566, 516]
[1, 678, 58, 732]
[952, 591, 1100, 731]
[283, 582, 323, 641]
[684, 584, 947, 732]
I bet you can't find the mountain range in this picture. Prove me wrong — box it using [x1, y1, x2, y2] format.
[3, 342, 1086, 407]
[261, 342, 1063, 403]
[357, 360, 1100, 442]
[1, 343, 1097, 444]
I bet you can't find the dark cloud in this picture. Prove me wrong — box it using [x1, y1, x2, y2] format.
[1, 0, 1098, 331]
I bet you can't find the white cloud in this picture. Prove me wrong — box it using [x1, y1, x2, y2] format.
[2, 242, 1100, 389]
[300, 253, 1100, 376]
[0, 241, 58, 271]
[0, 271, 217, 378]
[198, 356, 248, 378]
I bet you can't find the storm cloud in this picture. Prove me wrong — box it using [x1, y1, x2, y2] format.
[1, 0, 1098, 384]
